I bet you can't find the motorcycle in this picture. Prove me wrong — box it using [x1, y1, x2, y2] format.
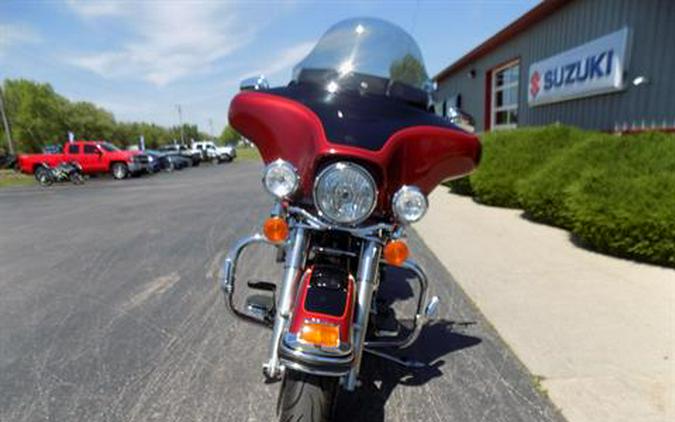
[35, 161, 85, 186]
[220, 18, 481, 421]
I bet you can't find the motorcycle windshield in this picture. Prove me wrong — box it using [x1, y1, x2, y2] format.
[229, 18, 481, 207]
[292, 17, 430, 96]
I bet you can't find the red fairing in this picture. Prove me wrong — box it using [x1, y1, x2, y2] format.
[288, 267, 355, 344]
[229, 91, 481, 207]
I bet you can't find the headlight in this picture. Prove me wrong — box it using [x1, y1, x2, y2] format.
[148, 156, 154, 162]
[263, 159, 299, 198]
[392, 186, 428, 223]
[314, 162, 377, 225]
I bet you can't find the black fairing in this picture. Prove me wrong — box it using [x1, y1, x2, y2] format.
[264, 82, 460, 152]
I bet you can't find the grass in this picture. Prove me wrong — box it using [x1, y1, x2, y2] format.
[532, 375, 549, 396]
[0, 169, 34, 188]
[237, 147, 262, 161]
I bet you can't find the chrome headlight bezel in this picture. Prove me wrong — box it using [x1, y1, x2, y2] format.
[392, 185, 428, 224]
[313, 162, 378, 226]
[262, 159, 299, 199]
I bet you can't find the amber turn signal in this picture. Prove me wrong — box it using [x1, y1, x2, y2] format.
[298, 322, 340, 348]
[383, 239, 409, 266]
[263, 216, 289, 244]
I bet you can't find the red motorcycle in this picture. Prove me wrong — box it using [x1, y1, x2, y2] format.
[221, 17, 480, 421]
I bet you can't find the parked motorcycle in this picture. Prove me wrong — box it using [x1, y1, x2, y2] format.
[35, 161, 84, 186]
[220, 18, 481, 421]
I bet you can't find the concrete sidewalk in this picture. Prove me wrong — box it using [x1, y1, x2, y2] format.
[416, 189, 674, 422]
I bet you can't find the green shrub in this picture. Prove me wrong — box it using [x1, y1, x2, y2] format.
[452, 126, 675, 267]
[515, 133, 611, 229]
[444, 176, 474, 196]
[565, 132, 675, 266]
[470, 125, 584, 208]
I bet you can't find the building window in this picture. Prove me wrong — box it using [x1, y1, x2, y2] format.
[491, 60, 519, 130]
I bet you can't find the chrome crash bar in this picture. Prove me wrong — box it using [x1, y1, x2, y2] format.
[365, 259, 439, 349]
[218, 207, 440, 386]
[220, 233, 272, 326]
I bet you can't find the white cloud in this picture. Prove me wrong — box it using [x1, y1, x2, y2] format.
[242, 41, 314, 83]
[0, 23, 40, 55]
[66, 0, 123, 18]
[68, 2, 258, 86]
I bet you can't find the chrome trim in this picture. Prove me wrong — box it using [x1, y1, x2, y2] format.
[311, 245, 357, 258]
[263, 227, 308, 379]
[424, 295, 440, 319]
[240, 75, 269, 91]
[392, 185, 428, 224]
[345, 240, 382, 391]
[364, 259, 429, 349]
[280, 340, 353, 365]
[283, 332, 352, 357]
[288, 206, 394, 242]
[280, 359, 350, 377]
[312, 161, 378, 226]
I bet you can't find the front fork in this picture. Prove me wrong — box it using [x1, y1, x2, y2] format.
[263, 227, 308, 379]
[345, 240, 381, 390]
[221, 221, 437, 390]
[262, 226, 381, 389]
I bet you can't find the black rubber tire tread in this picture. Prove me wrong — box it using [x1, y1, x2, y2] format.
[277, 370, 338, 422]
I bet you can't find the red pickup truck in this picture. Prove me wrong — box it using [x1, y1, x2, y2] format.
[17, 141, 148, 179]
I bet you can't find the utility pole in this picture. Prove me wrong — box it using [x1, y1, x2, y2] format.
[176, 104, 185, 144]
[0, 85, 15, 155]
[209, 118, 214, 139]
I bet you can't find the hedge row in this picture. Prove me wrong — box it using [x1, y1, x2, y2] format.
[446, 125, 675, 267]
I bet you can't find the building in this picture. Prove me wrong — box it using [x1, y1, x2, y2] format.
[433, 0, 675, 133]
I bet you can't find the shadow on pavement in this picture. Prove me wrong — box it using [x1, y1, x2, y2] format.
[335, 320, 481, 422]
[334, 265, 481, 421]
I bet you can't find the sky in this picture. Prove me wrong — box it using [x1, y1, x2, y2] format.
[0, 0, 539, 136]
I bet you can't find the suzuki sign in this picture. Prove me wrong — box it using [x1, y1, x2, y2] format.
[528, 28, 630, 106]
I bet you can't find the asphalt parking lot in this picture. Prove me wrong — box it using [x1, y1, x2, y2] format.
[0, 162, 563, 422]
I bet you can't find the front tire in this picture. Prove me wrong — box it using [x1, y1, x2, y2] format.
[111, 162, 128, 180]
[36, 169, 53, 187]
[34, 166, 53, 186]
[71, 172, 85, 185]
[277, 370, 338, 422]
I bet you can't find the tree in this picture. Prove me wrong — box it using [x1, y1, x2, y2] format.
[0, 78, 206, 152]
[219, 125, 241, 146]
[389, 54, 426, 88]
[64, 101, 116, 142]
[2, 79, 69, 152]
[169, 124, 202, 144]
